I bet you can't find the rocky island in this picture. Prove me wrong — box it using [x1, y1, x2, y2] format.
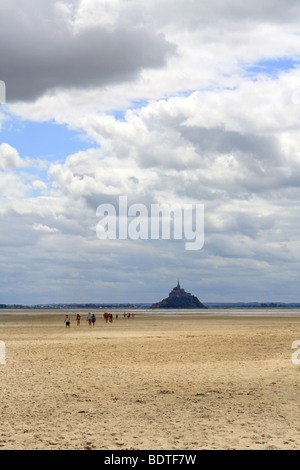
[151, 281, 206, 309]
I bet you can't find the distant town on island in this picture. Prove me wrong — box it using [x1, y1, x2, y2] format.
[1, 281, 300, 309]
[151, 281, 207, 309]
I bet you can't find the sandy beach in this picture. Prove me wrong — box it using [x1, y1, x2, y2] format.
[0, 309, 299, 450]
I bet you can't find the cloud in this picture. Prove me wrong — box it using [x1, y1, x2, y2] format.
[0, 0, 175, 102]
[32, 223, 59, 233]
[147, 0, 300, 27]
[0, 172, 29, 198]
[32, 180, 48, 191]
[0, 143, 27, 170]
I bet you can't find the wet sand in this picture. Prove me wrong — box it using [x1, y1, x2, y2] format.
[0, 309, 299, 450]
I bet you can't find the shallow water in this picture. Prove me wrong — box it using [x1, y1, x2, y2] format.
[1, 307, 300, 317]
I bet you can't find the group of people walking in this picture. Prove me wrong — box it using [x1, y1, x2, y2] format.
[64, 311, 134, 327]
[86, 313, 96, 326]
[64, 312, 96, 328]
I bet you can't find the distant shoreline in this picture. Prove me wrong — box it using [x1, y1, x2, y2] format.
[1, 302, 300, 310]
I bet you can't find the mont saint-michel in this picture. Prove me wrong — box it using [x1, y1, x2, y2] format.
[151, 282, 206, 309]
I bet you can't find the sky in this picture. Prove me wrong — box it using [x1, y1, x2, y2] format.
[2, 0, 300, 305]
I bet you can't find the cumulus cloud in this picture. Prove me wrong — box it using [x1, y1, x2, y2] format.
[0, 172, 29, 198]
[32, 223, 59, 233]
[0, 143, 27, 170]
[0, 0, 175, 102]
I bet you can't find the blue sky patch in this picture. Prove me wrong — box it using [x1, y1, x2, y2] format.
[244, 57, 300, 79]
[0, 115, 99, 162]
[109, 109, 126, 122]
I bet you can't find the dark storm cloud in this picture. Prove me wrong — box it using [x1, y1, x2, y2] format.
[0, 1, 175, 102]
